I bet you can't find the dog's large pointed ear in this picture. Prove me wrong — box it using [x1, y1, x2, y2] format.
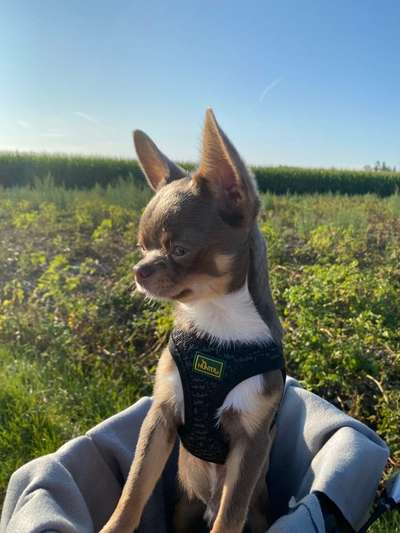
[133, 130, 187, 192]
[194, 109, 259, 222]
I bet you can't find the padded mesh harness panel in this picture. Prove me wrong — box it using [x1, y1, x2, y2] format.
[169, 329, 285, 464]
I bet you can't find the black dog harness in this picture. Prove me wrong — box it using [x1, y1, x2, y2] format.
[169, 329, 285, 464]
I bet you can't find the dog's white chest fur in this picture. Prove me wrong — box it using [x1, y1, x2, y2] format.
[169, 285, 272, 422]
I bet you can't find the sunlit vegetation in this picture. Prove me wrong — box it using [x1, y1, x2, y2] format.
[0, 176, 399, 530]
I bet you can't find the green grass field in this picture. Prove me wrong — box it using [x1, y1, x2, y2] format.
[0, 177, 399, 530]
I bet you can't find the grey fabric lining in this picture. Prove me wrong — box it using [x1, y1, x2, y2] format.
[1, 378, 389, 532]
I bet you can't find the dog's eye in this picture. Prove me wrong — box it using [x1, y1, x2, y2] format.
[172, 245, 187, 257]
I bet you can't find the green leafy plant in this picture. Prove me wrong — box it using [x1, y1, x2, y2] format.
[0, 181, 399, 531]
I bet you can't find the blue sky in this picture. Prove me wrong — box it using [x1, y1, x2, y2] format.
[1, 0, 399, 168]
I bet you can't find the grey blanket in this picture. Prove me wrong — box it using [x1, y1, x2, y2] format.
[1, 377, 389, 533]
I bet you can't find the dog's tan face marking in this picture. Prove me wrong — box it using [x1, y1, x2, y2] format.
[135, 177, 248, 302]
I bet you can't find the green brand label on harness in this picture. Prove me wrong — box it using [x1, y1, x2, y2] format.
[193, 353, 224, 379]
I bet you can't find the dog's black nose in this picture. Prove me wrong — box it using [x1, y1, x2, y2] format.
[134, 264, 155, 281]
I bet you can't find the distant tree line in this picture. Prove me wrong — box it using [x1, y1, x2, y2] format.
[364, 161, 397, 172]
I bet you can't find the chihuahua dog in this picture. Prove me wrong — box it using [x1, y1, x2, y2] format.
[100, 109, 285, 533]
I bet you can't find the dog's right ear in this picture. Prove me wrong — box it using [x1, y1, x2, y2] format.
[133, 130, 187, 192]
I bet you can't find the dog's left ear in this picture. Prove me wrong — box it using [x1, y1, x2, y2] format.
[133, 130, 187, 192]
[195, 109, 259, 222]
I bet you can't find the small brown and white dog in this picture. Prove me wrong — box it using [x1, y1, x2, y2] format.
[100, 109, 285, 533]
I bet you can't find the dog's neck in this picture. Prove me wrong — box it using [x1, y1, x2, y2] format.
[177, 283, 272, 344]
[247, 224, 283, 344]
[176, 224, 282, 346]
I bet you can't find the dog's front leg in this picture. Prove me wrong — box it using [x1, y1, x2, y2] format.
[211, 369, 284, 533]
[100, 401, 176, 533]
[210, 431, 273, 533]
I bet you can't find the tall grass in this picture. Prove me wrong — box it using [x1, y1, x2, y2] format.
[254, 165, 400, 196]
[0, 151, 144, 188]
[0, 174, 152, 211]
[1, 151, 400, 195]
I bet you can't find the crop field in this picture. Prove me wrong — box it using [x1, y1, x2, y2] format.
[0, 173, 399, 530]
[1, 151, 400, 195]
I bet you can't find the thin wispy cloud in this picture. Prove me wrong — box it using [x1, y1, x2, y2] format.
[17, 120, 32, 129]
[41, 129, 65, 138]
[259, 77, 283, 103]
[73, 111, 99, 125]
